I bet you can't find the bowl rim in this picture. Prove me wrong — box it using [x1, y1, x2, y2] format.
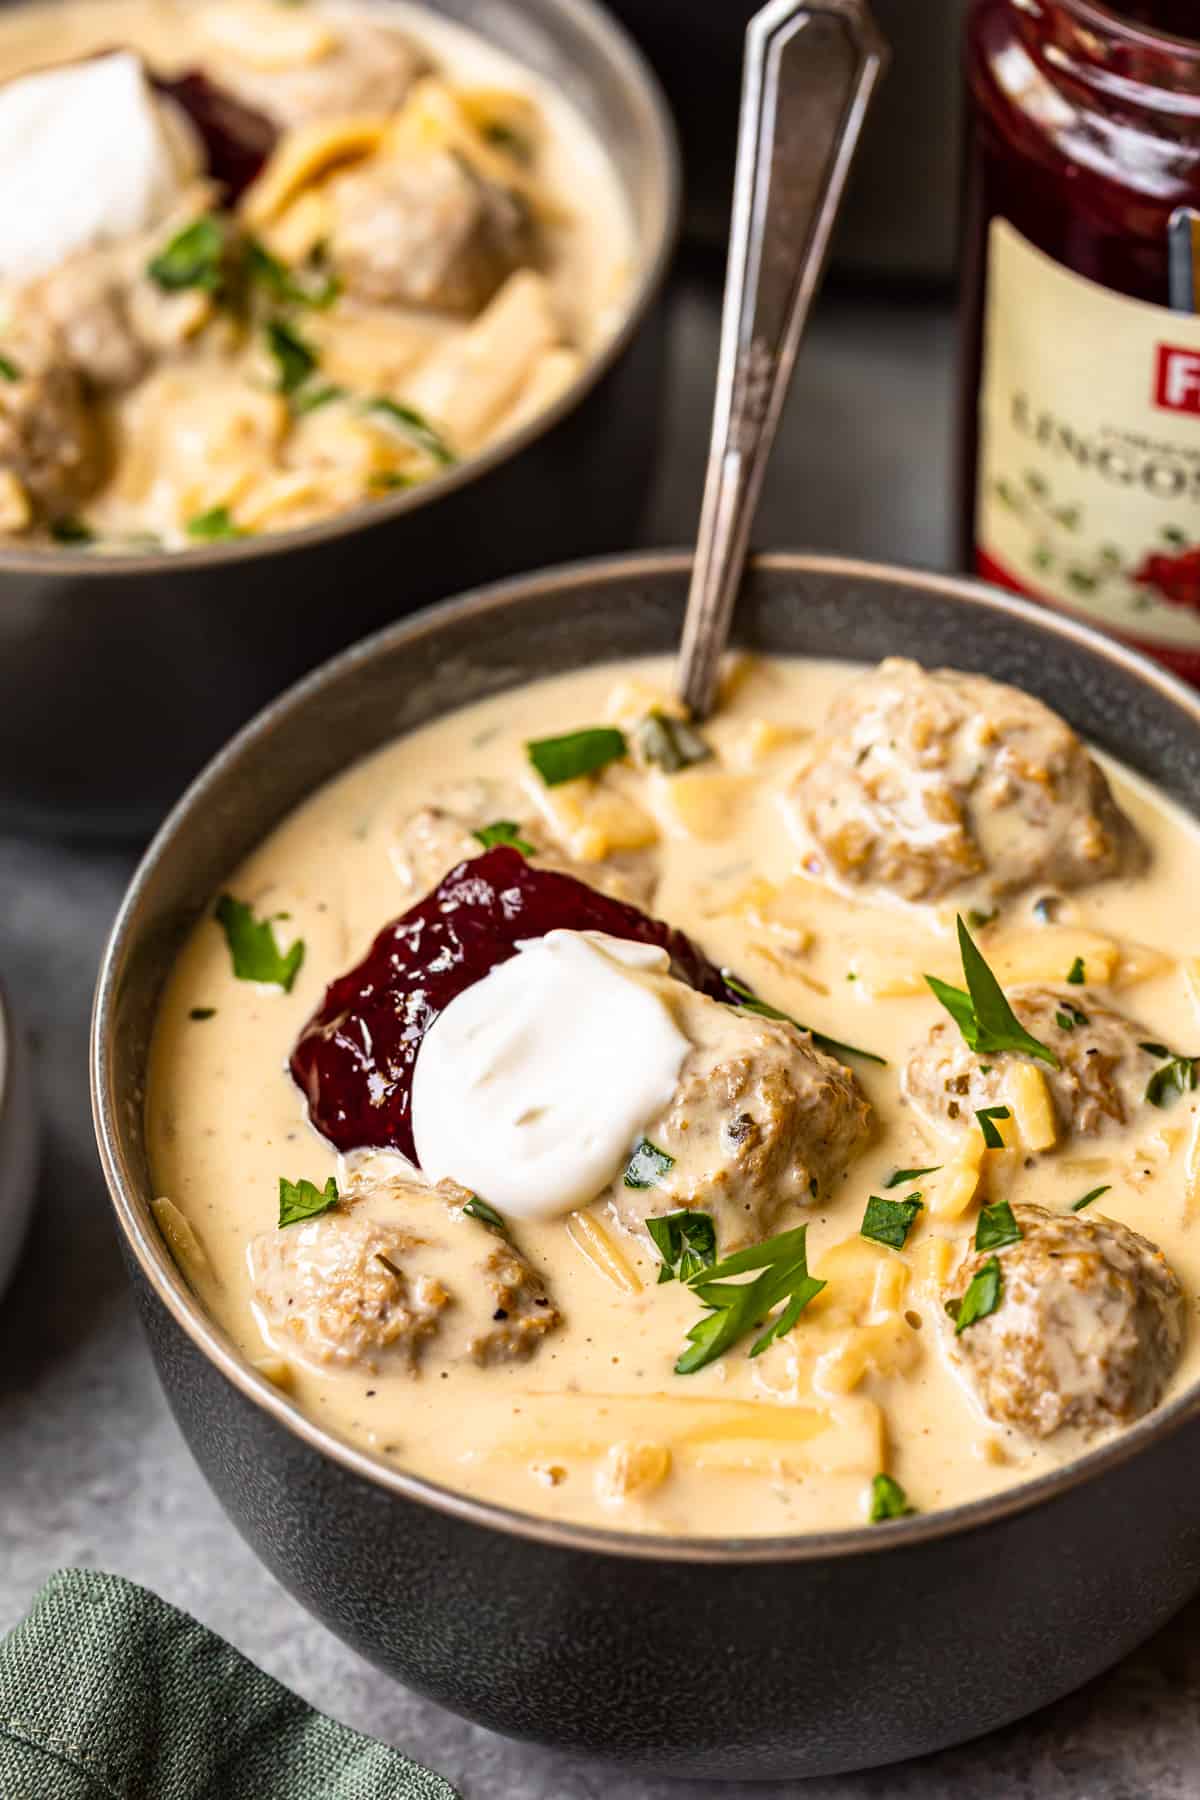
[0, 0, 681, 581]
[92, 547, 1200, 1564]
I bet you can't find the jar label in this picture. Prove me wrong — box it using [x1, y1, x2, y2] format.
[976, 219, 1200, 660]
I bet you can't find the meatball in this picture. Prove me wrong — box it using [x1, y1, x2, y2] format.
[471, 1239, 559, 1367]
[249, 1209, 450, 1371]
[330, 148, 536, 314]
[903, 986, 1159, 1144]
[0, 336, 103, 524]
[205, 14, 426, 129]
[390, 780, 658, 908]
[610, 987, 873, 1250]
[946, 1202, 1185, 1437]
[250, 1175, 562, 1374]
[789, 658, 1144, 904]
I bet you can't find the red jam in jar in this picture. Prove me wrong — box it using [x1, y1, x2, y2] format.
[961, 2, 1200, 681]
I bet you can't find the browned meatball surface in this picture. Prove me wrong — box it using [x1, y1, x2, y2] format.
[789, 658, 1144, 904]
[903, 986, 1159, 1144]
[331, 147, 536, 314]
[610, 987, 873, 1251]
[249, 1175, 562, 1375]
[0, 336, 103, 521]
[945, 1202, 1185, 1438]
[207, 16, 426, 128]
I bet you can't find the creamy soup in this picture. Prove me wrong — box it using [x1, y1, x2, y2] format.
[0, 0, 633, 548]
[147, 655, 1200, 1536]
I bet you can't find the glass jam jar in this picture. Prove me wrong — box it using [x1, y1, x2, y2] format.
[961, 2, 1200, 681]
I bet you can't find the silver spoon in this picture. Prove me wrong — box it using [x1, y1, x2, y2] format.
[676, 0, 887, 720]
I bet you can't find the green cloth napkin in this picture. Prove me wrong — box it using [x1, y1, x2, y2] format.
[0, 1569, 460, 1800]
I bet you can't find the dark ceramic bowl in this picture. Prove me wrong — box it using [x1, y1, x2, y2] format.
[0, 0, 678, 838]
[92, 552, 1200, 1781]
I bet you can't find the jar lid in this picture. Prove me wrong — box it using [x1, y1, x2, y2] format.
[0, 976, 38, 1301]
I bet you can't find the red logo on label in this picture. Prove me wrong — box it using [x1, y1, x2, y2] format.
[1155, 344, 1200, 416]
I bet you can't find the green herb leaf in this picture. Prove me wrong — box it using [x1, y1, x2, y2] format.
[721, 971, 887, 1068]
[624, 1138, 675, 1190]
[974, 1199, 1022, 1251]
[188, 1006, 216, 1021]
[1145, 1051, 1199, 1108]
[278, 1174, 338, 1227]
[527, 725, 627, 787]
[636, 710, 712, 774]
[868, 1473, 914, 1523]
[148, 214, 227, 293]
[885, 1165, 941, 1187]
[974, 1105, 1011, 1149]
[49, 516, 94, 544]
[473, 819, 535, 856]
[369, 469, 411, 491]
[187, 505, 245, 542]
[674, 1224, 825, 1374]
[1055, 1010, 1074, 1031]
[1071, 1184, 1111, 1212]
[860, 1193, 923, 1250]
[948, 1256, 1003, 1333]
[1066, 955, 1086, 985]
[925, 917, 1059, 1068]
[463, 1195, 507, 1232]
[367, 397, 455, 466]
[0, 351, 22, 381]
[291, 382, 345, 416]
[646, 1209, 716, 1284]
[266, 318, 318, 395]
[246, 238, 340, 309]
[214, 894, 305, 991]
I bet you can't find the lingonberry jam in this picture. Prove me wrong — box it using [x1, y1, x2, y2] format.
[961, 1, 1200, 681]
[290, 847, 736, 1159]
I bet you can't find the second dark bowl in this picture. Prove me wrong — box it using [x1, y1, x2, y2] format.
[0, 0, 678, 837]
[93, 551, 1200, 1780]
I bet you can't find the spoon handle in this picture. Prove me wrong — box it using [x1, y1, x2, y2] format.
[676, 0, 887, 720]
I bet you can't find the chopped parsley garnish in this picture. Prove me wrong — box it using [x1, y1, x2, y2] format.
[278, 1174, 338, 1227]
[868, 1473, 914, 1523]
[1072, 1184, 1111, 1212]
[1055, 1010, 1074, 1031]
[367, 397, 455, 466]
[946, 1256, 1002, 1333]
[187, 505, 245, 542]
[674, 1224, 825, 1374]
[0, 352, 21, 381]
[369, 469, 411, 492]
[292, 382, 345, 416]
[463, 1195, 507, 1232]
[246, 238, 340, 309]
[266, 318, 318, 395]
[721, 971, 886, 1067]
[624, 1138, 675, 1190]
[885, 1165, 941, 1187]
[636, 710, 712, 774]
[1144, 1050, 1199, 1108]
[860, 1193, 923, 1250]
[49, 516, 94, 544]
[646, 1210, 716, 1284]
[974, 1199, 1022, 1251]
[473, 819, 535, 855]
[214, 894, 305, 991]
[188, 1006, 216, 1021]
[148, 214, 227, 293]
[974, 1105, 1011, 1149]
[966, 908, 996, 929]
[1066, 955, 1086, 985]
[925, 916, 1059, 1068]
[526, 725, 627, 787]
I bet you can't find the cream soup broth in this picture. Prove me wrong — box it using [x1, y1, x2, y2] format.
[146, 655, 1200, 1536]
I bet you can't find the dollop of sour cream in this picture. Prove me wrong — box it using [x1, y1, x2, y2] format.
[0, 53, 197, 284]
[411, 930, 689, 1222]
